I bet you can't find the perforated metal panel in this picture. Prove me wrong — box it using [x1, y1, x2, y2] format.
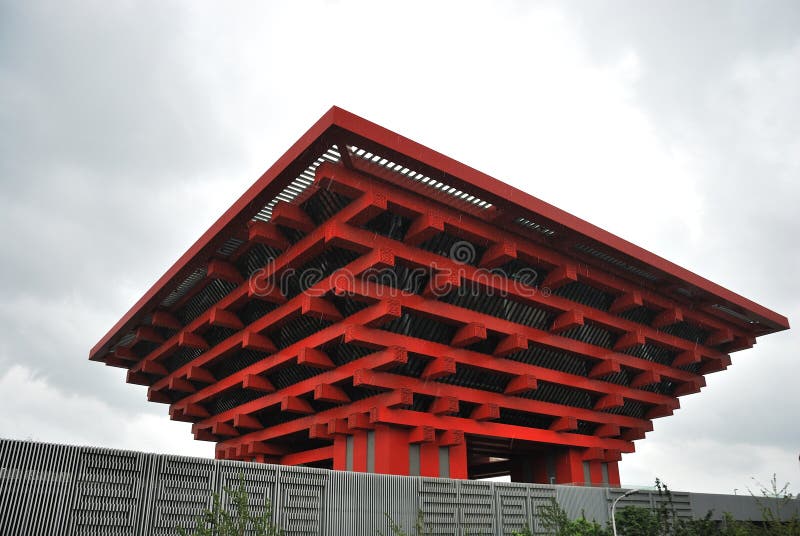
[2, 439, 793, 535]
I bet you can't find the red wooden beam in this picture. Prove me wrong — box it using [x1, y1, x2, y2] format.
[421, 357, 457, 380]
[242, 374, 275, 392]
[652, 308, 683, 329]
[314, 384, 350, 404]
[271, 202, 315, 233]
[187, 346, 407, 431]
[609, 292, 643, 314]
[151, 311, 182, 330]
[345, 325, 678, 409]
[494, 333, 528, 357]
[542, 264, 578, 291]
[429, 396, 459, 416]
[451, 322, 487, 347]
[370, 407, 634, 452]
[280, 446, 334, 466]
[479, 240, 516, 269]
[470, 404, 500, 422]
[247, 220, 290, 251]
[550, 416, 578, 432]
[353, 369, 650, 431]
[551, 310, 584, 334]
[505, 374, 538, 396]
[405, 211, 444, 246]
[207, 259, 244, 284]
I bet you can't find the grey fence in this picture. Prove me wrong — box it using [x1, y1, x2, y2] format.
[1, 439, 797, 535]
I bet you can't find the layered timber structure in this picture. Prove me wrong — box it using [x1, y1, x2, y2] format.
[90, 107, 789, 486]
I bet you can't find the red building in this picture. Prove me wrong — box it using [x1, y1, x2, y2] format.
[90, 107, 788, 486]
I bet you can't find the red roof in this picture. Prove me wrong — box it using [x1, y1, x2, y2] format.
[91, 106, 788, 361]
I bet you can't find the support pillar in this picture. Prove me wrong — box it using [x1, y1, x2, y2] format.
[606, 460, 621, 487]
[554, 447, 586, 485]
[373, 424, 410, 475]
[448, 441, 468, 479]
[333, 435, 347, 471]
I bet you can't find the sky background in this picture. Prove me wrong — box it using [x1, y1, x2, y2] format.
[1, 1, 798, 495]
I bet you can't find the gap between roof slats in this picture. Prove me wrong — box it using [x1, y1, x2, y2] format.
[348, 145, 494, 210]
[252, 145, 341, 223]
[573, 243, 660, 282]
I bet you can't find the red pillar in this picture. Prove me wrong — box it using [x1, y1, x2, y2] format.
[607, 461, 621, 487]
[419, 443, 439, 477]
[589, 460, 604, 486]
[333, 435, 347, 471]
[448, 442, 468, 479]
[373, 424, 410, 475]
[554, 448, 585, 485]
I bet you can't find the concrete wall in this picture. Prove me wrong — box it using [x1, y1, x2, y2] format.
[1, 439, 797, 535]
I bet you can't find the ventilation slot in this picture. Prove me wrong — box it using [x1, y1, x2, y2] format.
[515, 216, 556, 237]
[573, 243, 659, 282]
[253, 146, 341, 223]
[348, 145, 493, 210]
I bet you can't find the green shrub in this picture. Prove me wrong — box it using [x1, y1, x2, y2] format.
[177, 475, 283, 536]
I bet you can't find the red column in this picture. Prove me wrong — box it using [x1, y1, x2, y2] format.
[607, 461, 621, 487]
[419, 443, 439, 477]
[554, 448, 585, 485]
[589, 461, 604, 486]
[373, 424, 410, 475]
[332, 435, 347, 471]
[448, 442, 468, 479]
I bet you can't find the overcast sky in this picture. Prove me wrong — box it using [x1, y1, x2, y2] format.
[1, 1, 798, 496]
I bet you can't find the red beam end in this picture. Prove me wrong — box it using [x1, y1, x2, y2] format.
[549, 416, 578, 432]
[421, 357, 456, 380]
[613, 330, 645, 351]
[451, 322, 487, 348]
[594, 393, 625, 411]
[479, 240, 517, 269]
[470, 403, 500, 421]
[589, 359, 621, 379]
[242, 331, 277, 354]
[301, 296, 343, 322]
[281, 396, 315, 414]
[595, 423, 621, 438]
[610, 291, 643, 314]
[551, 310, 584, 334]
[297, 348, 336, 370]
[630, 370, 661, 388]
[408, 426, 436, 444]
[271, 202, 315, 233]
[314, 383, 350, 404]
[242, 374, 275, 392]
[405, 212, 444, 246]
[247, 220, 290, 250]
[429, 396, 459, 416]
[494, 333, 528, 357]
[542, 264, 577, 291]
[505, 374, 538, 395]
[207, 259, 244, 284]
[652, 308, 683, 329]
[178, 332, 209, 351]
[210, 308, 244, 330]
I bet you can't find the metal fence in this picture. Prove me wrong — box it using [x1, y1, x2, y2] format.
[1, 439, 797, 535]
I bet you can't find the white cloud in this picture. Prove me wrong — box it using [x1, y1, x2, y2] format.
[0, 364, 213, 458]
